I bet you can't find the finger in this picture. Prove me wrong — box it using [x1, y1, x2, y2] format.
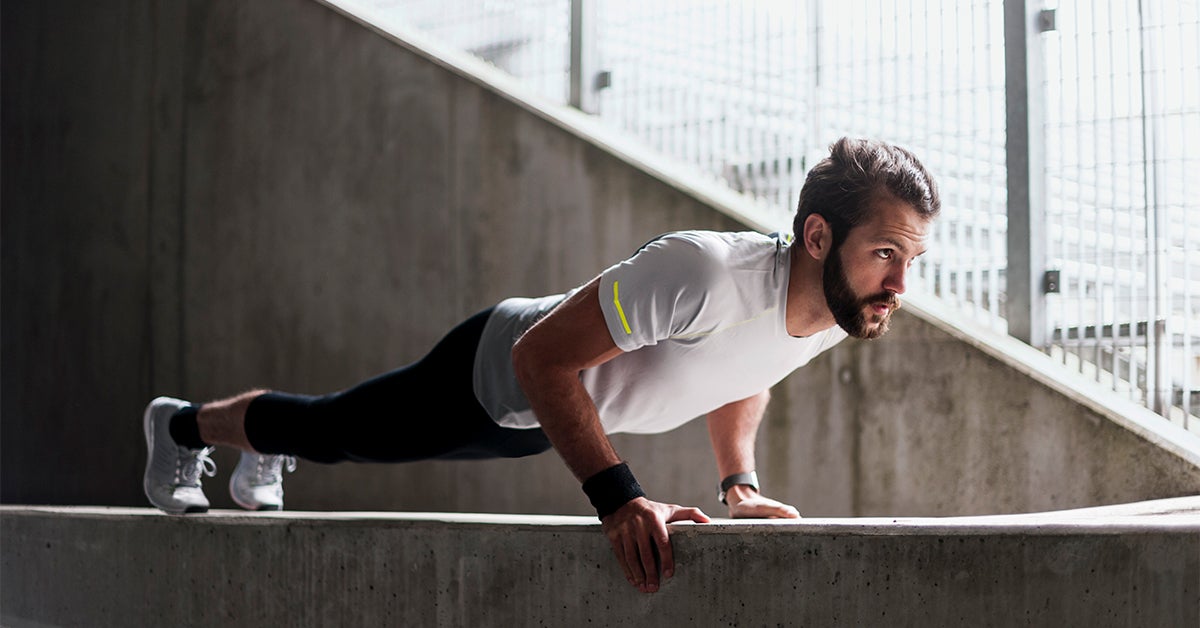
[777, 504, 801, 518]
[622, 532, 645, 590]
[666, 506, 710, 524]
[652, 519, 674, 580]
[750, 503, 791, 518]
[730, 498, 778, 518]
[636, 529, 660, 592]
[608, 535, 636, 586]
[756, 500, 800, 519]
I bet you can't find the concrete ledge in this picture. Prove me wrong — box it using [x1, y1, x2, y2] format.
[4, 499, 1198, 627]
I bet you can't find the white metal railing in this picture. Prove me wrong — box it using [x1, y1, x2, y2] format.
[1041, 0, 1200, 423]
[361, 0, 1198, 429]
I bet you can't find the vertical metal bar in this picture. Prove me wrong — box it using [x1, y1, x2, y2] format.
[841, 0, 851, 140]
[949, 0, 958, 302]
[751, 1, 760, 186]
[672, 1, 681, 162]
[569, 0, 581, 108]
[674, 0, 684, 162]
[1084, 2, 1094, 377]
[988, 0, 1002, 326]
[569, 0, 598, 113]
[807, 0, 821, 165]
[1123, 0, 1140, 402]
[1108, 0, 1121, 393]
[1091, 1, 1105, 380]
[733, 2, 743, 175]
[1005, 0, 1049, 347]
[930, 0, 945, 302]
[1182, 1, 1197, 426]
[1104, 0, 1123, 393]
[1137, 0, 1169, 414]
[970, 1, 983, 317]
[715, 0, 724, 187]
[1074, 0, 1087, 375]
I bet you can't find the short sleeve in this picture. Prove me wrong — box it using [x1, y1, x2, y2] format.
[597, 232, 724, 352]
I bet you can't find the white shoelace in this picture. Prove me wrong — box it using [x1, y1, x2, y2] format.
[255, 455, 297, 485]
[177, 446, 217, 486]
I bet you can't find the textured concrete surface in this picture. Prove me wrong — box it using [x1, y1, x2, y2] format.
[3, 499, 1199, 627]
[4, 0, 1200, 520]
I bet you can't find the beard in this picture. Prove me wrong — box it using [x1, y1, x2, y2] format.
[822, 246, 901, 340]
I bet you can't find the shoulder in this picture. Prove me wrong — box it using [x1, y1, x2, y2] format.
[603, 230, 776, 292]
[639, 230, 770, 266]
[627, 232, 729, 289]
[650, 230, 771, 251]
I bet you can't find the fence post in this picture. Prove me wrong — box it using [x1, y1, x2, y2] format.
[569, 0, 600, 113]
[1004, 0, 1050, 347]
[1136, 0, 1171, 415]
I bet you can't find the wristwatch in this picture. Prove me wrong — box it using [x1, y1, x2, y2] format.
[718, 471, 760, 505]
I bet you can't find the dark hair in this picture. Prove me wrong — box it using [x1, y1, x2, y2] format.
[792, 138, 940, 247]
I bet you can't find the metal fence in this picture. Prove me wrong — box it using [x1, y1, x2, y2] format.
[361, 0, 1198, 429]
[1041, 0, 1199, 424]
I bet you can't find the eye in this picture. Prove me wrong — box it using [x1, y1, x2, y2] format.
[875, 249, 893, 260]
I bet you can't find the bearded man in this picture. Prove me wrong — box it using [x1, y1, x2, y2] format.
[142, 137, 940, 594]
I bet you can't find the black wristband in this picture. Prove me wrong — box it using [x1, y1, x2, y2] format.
[581, 462, 646, 519]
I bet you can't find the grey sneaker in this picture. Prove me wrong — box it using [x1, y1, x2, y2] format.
[142, 396, 216, 514]
[229, 451, 296, 511]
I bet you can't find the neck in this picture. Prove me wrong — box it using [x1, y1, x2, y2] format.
[785, 246, 837, 337]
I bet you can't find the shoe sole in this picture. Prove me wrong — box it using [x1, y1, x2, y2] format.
[143, 398, 208, 515]
[230, 483, 283, 511]
[230, 491, 268, 511]
[229, 452, 285, 511]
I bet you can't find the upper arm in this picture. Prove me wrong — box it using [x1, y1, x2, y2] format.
[514, 231, 722, 377]
[512, 276, 623, 378]
[595, 233, 725, 351]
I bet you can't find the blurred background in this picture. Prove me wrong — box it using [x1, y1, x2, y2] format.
[369, 0, 1200, 426]
[3, 0, 1198, 515]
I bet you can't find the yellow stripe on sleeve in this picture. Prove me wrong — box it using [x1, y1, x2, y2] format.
[612, 280, 632, 335]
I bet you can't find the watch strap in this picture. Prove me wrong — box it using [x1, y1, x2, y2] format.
[718, 471, 760, 504]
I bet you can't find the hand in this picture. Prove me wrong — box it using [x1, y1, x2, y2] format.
[725, 485, 800, 519]
[600, 497, 710, 593]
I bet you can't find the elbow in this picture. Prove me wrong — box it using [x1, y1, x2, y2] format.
[511, 334, 538, 389]
[512, 332, 578, 393]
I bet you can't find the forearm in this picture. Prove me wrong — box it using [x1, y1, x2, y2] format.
[509, 277, 627, 482]
[514, 354, 651, 523]
[706, 389, 770, 478]
[706, 390, 798, 518]
[517, 365, 621, 482]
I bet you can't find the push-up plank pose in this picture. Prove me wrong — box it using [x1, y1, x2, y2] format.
[143, 137, 939, 593]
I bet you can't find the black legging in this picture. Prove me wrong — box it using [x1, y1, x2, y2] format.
[243, 307, 554, 463]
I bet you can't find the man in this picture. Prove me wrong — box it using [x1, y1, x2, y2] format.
[143, 137, 939, 593]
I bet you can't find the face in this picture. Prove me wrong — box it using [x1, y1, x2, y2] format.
[822, 196, 930, 339]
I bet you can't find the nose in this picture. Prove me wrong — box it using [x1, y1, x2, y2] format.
[883, 262, 908, 295]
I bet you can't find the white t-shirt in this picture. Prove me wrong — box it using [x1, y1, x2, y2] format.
[472, 230, 847, 434]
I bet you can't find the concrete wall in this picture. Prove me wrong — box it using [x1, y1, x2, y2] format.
[3, 505, 1198, 627]
[4, 0, 1199, 517]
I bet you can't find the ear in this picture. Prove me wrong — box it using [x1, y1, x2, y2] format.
[802, 213, 833, 261]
